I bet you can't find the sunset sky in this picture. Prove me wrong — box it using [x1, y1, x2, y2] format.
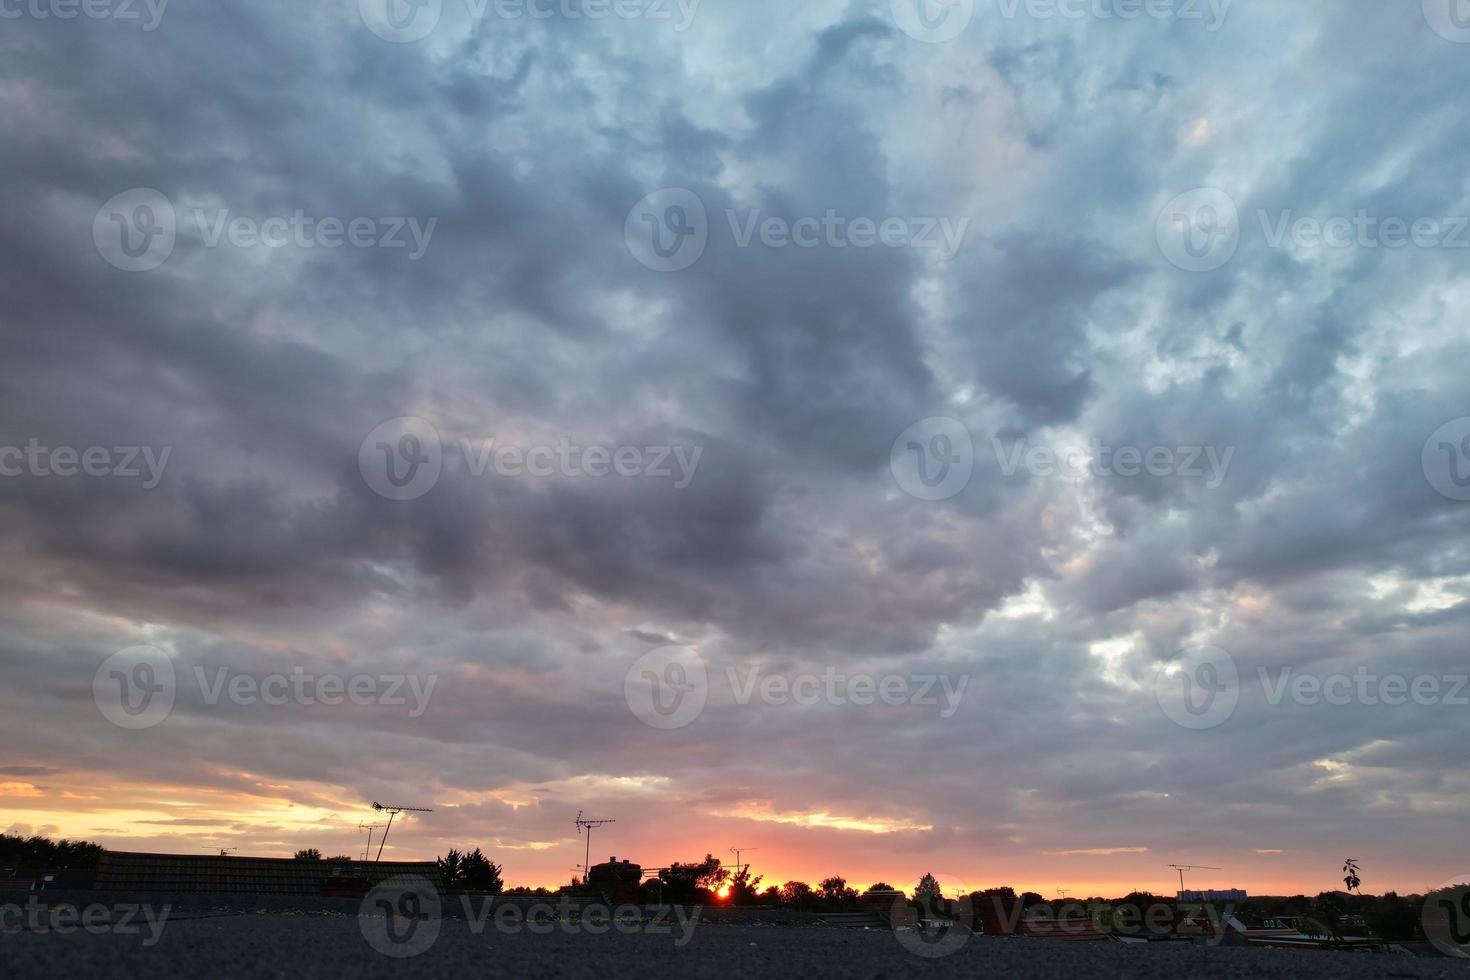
[3, 1, 1469, 900]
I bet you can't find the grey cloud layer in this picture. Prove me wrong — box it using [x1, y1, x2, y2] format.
[1, 0, 1468, 883]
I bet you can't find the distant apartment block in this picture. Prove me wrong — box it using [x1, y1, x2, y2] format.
[1177, 888, 1248, 902]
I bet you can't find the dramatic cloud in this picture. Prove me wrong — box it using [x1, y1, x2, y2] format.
[1, 0, 1467, 896]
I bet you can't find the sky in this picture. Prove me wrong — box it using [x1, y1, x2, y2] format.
[2, 0, 1469, 900]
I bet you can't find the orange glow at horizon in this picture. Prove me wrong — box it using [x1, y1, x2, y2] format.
[4, 772, 1458, 900]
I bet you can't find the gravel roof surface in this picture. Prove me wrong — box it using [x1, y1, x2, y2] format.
[4, 911, 1470, 979]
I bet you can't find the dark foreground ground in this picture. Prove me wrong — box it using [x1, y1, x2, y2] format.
[4, 910, 1470, 980]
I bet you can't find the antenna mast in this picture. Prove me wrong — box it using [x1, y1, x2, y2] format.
[371, 801, 434, 861]
[575, 810, 616, 878]
[1167, 864, 1223, 897]
[358, 823, 383, 862]
[728, 846, 757, 879]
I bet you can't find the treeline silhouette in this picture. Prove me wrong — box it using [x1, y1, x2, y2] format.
[3, 832, 1457, 940]
[0, 833, 104, 871]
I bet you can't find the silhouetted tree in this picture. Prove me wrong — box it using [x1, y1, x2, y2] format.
[0, 835, 104, 871]
[461, 848, 504, 893]
[915, 873, 942, 903]
[660, 854, 727, 904]
[438, 847, 503, 892]
[780, 880, 814, 908]
[1342, 859, 1362, 894]
[818, 876, 858, 909]
[438, 848, 463, 885]
[729, 863, 765, 905]
[294, 848, 323, 861]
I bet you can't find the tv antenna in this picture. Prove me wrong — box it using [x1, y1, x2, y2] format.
[575, 811, 616, 874]
[1168, 864, 1222, 895]
[371, 801, 433, 861]
[358, 823, 383, 862]
[728, 846, 757, 878]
